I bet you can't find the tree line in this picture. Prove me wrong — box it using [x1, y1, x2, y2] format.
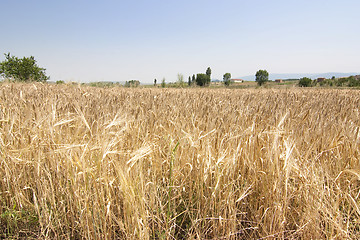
[298, 76, 360, 87]
[1, 53, 359, 88]
[156, 68, 270, 87]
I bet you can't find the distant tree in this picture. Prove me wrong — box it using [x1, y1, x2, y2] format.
[177, 73, 184, 87]
[196, 73, 211, 86]
[0, 53, 49, 82]
[206, 67, 212, 79]
[255, 69, 269, 86]
[223, 73, 232, 86]
[125, 80, 140, 87]
[298, 77, 312, 87]
[161, 78, 166, 88]
[192, 74, 196, 84]
[56, 80, 65, 84]
[188, 76, 191, 86]
[154, 78, 157, 86]
[177, 73, 183, 83]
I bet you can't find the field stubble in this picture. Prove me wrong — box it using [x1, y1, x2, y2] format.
[0, 83, 360, 239]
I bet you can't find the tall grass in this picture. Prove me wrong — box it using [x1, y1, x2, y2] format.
[0, 82, 360, 239]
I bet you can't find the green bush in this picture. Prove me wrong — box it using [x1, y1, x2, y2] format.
[298, 77, 312, 87]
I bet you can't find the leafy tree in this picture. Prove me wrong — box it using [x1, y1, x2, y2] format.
[188, 76, 191, 86]
[0, 53, 49, 82]
[154, 78, 157, 86]
[298, 77, 312, 87]
[223, 73, 232, 86]
[255, 69, 269, 86]
[206, 67, 211, 78]
[195, 73, 210, 86]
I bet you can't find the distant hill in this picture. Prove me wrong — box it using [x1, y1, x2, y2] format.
[239, 72, 360, 81]
[211, 79, 222, 82]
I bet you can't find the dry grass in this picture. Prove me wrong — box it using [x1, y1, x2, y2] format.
[0, 82, 360, 239]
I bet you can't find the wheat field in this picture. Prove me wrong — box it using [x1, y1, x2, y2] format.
[0, 83, 359, 239]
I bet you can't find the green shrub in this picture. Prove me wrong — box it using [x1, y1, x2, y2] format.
[298, 77, 312, 87]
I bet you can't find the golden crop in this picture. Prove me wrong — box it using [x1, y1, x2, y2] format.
[0, 83, 359, 239]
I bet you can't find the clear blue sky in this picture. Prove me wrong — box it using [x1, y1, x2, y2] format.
[1, 0, 359, 83]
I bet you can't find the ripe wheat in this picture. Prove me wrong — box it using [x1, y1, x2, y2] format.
[0, 83, 359, 239]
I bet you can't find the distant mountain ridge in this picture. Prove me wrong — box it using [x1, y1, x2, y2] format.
[238, 72, 360, 81]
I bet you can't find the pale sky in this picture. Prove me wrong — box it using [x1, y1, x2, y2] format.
[1, 0, 359, 83]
